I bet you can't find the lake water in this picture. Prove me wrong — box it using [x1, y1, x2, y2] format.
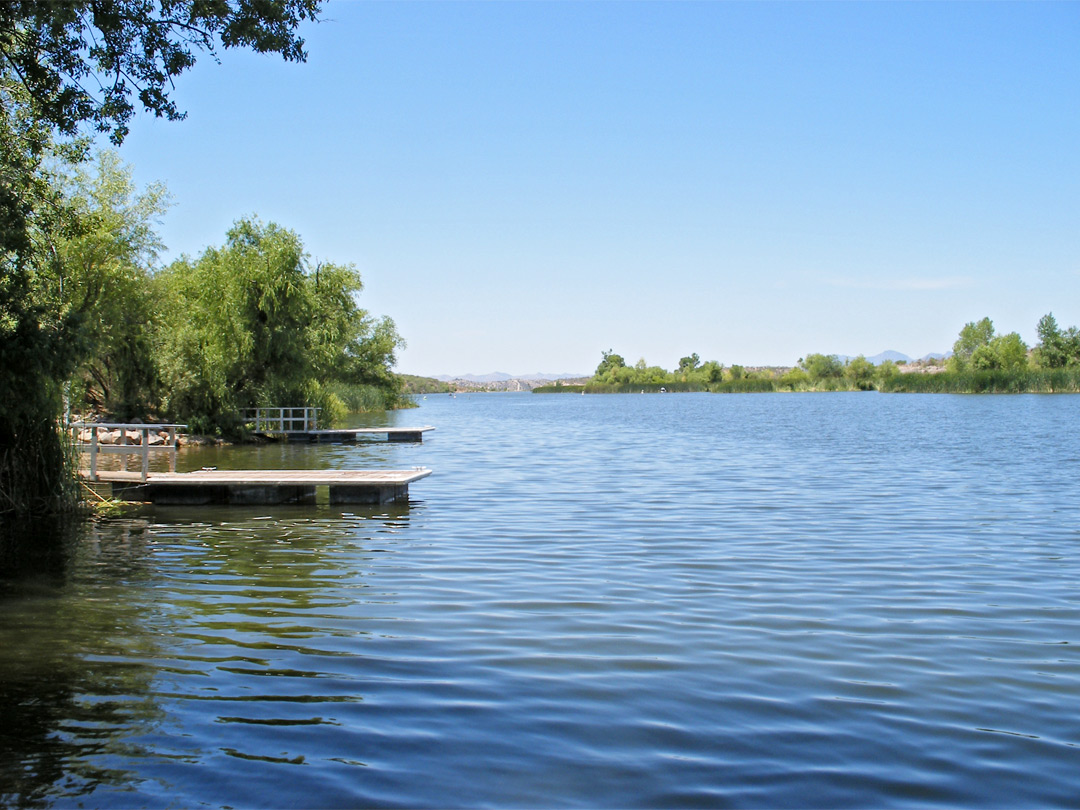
[3, 392, 1080, 808]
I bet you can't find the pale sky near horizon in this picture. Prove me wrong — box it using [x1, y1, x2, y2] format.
[116, 1, 1079, 377]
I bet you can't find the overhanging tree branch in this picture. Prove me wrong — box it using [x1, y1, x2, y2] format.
[0, 0, 322, 143]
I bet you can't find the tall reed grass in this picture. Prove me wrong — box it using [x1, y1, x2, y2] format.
[712, 378, 779, 393]
[879, 369, 1080, 393]
[582, 382, 710, 394]
[538, 369, 1080, 398]
[0, 419, 79, 515]
[325, 382, 413, 414]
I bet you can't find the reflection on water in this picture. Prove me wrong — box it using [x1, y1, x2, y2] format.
[0, 507, 415, 808]
[3, 394, 1080, 807]
[0, 518, 163, 808]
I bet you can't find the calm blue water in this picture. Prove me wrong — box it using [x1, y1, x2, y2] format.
[3, 392, 1080, 808]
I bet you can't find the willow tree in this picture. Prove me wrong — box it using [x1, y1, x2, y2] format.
[154, 218, 404, 435]
[0, 0, 323, 513]
[59, 150, 170, 418]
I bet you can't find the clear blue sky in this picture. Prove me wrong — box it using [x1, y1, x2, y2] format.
[117, 1, 1079, 377]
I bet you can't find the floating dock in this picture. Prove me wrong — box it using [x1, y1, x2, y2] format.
[87, 468, 432, 505]
[280, 426, 435, 443]
[238, 409, 434, 443]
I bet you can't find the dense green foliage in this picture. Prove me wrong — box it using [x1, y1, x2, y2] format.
[880, 368, 1080, 394]
[947, 317, 1029, 372]
[154, 217, 405, 434]
[0, 84, 87, 513]
[0, 0, 339, 514]
[712, 377, 782, 393]
[580, 349, 904, 394]
[3, 145, 407, 442]
[1, 132, 403, 512]
[585, 382, 711, 394]
[399, 375, 453, 395]
[59, 150, 170, 418]
[589, 351, 725, 389]
[12, 147, 409, 436]
[1032, 313, 1080, 369]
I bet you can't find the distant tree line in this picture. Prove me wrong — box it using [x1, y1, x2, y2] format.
[883, 314, 1080, 393]
[586, 350, 726, 391]
[552, 314, 1080, 396]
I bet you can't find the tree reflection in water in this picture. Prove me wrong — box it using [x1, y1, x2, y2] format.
[0, 517, 165, 808]
[0, 505, 412, 808]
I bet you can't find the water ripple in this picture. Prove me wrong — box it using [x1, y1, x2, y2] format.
[5, 394, 1080, 807]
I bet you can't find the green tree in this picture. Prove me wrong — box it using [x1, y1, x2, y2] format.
[801, 353, 843, 381]
[995, 333, 1030, 370]
[677, 353, 700, 375]
[699, 360, 724, 384]
[614, 365, 636, 386]
[155, 218, 403, 434]
[949, 317, 995, 371]
[1033, 313, 1080, 369]
[308, 261, 405, 413]
[156, 219, 314, 430]
[875, 359, 901, 387]
[1035, 313, 1065, 367]
[642, 365, 669, 385]
[0, 0, 322, 143]
[844, 355, 875, 390]
[595, 350, 626, 381]
[972, 332, 1029, 371]
[0, 84, 86, 513]
[59, 150, 170, 418]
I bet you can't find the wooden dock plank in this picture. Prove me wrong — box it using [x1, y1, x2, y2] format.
[90, 468, 432, 506]
[323, 427, 435, 436]
[90, 469, 431, 485]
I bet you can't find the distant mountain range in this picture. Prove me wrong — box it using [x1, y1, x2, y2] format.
[838, 350, 950, 365]
[433, 372, 587, 383]
[428, 352, 949, 382]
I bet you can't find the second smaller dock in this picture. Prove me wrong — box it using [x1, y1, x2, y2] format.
[282, 426, 435, 443]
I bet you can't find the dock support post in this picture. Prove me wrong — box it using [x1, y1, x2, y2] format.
[89, 426, 98, 481]
[167, 426, 177, 472]
[141, 428, 150, 482]
[329, 484, 408, 505]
